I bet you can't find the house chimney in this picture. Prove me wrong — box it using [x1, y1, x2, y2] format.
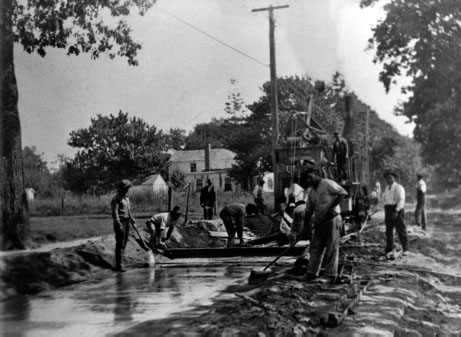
[205, 144, 211, 171]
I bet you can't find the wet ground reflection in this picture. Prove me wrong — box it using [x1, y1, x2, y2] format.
[0, 263, 255, 336]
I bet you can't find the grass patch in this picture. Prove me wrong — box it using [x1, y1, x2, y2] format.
[29, 191, 274, 244]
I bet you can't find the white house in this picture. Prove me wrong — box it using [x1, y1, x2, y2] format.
[131, 174, 168, 194]
[169, 145, 238, 192]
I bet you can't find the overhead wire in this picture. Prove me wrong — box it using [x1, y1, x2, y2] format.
[155, 6, 269, 68]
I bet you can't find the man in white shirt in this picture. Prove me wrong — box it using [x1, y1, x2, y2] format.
[145, 206, 182, 251]
[414, 174, 427, 230]
[382, 170, 408, 255]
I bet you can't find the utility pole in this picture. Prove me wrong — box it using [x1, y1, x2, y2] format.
[252, 5, 289, 207]
[363, 109, 371, 188]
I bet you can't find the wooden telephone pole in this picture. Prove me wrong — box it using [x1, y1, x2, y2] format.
[251, 5, 289, 207]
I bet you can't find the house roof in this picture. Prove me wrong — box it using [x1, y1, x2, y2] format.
[142, 174, 167, 185]
[170, 148, 236, 170]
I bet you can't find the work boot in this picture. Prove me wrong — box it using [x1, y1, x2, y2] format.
[317, 276, 336, 284]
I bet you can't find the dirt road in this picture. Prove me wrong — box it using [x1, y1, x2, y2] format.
[1, 209, 460, 335]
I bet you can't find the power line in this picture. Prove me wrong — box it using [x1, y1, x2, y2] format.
[156, 6, 269, 68]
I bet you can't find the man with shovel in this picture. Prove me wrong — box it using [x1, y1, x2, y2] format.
[111, 179, 136, 272]
[297, 169, 347, 284]
[145, 206, 182, 252]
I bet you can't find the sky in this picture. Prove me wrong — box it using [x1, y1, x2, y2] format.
[15, 0, 414, 168]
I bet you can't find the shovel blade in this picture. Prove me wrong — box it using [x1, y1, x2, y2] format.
[248, 268, 272, 285]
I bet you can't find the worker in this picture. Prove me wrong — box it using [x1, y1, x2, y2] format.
[200, 179, 216, 220]
[264, 195, 292, 237]
[414, 174, 427, 230]
[297, 169, 347, 284]
[219, 203, 257, 247]
[369, 186, 379, 214]
[253, 179, 266, 214]
[287, 176, 304, 204]
[145, 206, 182, 251]
[382, 170, 408, 256]
[332, 130, 349, 182]
[111, 179, 136, 272]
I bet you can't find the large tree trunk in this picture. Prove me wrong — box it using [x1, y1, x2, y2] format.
[1, 0, 30, 250]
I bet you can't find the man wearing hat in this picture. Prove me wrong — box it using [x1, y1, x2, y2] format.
[382, 170, 408, 256]
[111, 179, 135, 272]
[294, 168, 348, 284]
[253, 179, 266, 214]
[332, 130, 349, 181]
[200, 179, 216, 220]
[145, 206, 182, 251]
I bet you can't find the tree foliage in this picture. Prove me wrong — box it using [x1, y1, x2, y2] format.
[361, 0, 461, 184]
[187, 74, 423, 191]
[1, 0, 156, 249]
[13, 0, 155, 65]
[64, 111, 169, 194]
[22, 146, 63, 198]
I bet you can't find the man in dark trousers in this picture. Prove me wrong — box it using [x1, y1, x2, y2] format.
[332, 131, 349, 181]
[414, 174, 427, 230]
[200, 179, 216, 220]
[299, 169, 347, 284]
[253, 179, 266, 214]
[219, 203, 257, 247]
[111, 179, 135, 272]
[382, 170, 408, 256]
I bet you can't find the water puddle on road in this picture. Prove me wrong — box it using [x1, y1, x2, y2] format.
[0, 262, 260, 336]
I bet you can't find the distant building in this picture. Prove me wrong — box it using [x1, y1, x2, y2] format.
[131, 174, 168, 194]
[169, 145, 238, 192]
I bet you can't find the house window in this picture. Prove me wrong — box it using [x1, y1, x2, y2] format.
[224, 177, 232, 191]
[190, 163, 196, 172]
[196, 178, 203, 191]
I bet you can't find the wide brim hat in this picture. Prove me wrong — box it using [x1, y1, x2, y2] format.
[383, 170, 398, 178]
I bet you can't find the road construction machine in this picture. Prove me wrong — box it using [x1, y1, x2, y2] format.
[273, 95, 371, 233]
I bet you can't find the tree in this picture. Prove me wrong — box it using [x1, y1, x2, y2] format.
[169, 169, 186, 191]
[22, 146, 60, 198]
[185, 119, 232, 150]
[360, 0, 461, 183]
[0, 0, 156, 249]
[64, 111, 169, 194]
[165, 128, 187, 151]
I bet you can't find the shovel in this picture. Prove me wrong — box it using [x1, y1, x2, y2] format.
[247, 211, 339, 285]
[248, 238, 301, 285]
[130, 221, 156, 267]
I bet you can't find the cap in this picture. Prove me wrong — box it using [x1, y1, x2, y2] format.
[383, 170, 398, 178]
[171, 206, 181, 214]
[117, 179, 132, 190]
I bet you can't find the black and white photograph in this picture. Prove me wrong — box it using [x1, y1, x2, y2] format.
[1, 0, 460, 335]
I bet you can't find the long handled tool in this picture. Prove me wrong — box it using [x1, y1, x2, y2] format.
[248, 238, 301, 285]
[247, 211, 338, 285]
[130, 221, 156, 267]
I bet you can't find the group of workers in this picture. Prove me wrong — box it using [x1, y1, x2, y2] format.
[111, 163, 428, 279]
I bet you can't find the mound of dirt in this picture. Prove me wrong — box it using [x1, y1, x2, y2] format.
[0, 216, 270, 300]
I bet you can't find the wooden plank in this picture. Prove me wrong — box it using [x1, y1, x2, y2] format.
[169, 246, 307, 259]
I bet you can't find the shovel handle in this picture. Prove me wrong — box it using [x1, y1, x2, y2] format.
[263, 238, 300, 271]
[130, 221, 150, 251]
